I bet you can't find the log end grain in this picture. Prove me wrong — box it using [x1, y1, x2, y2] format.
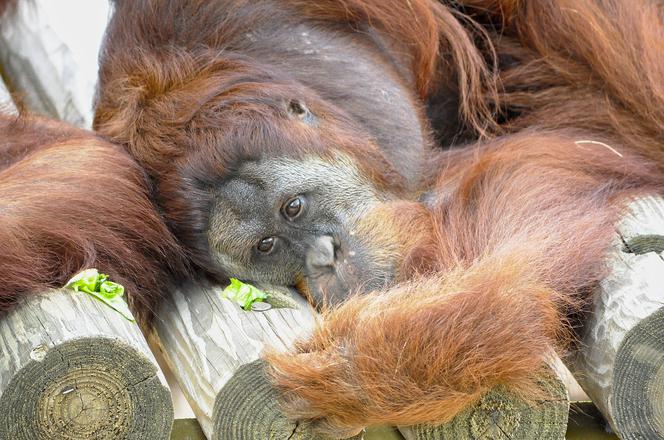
[0, 337, 172, 440]
[611, 308, 664, 440]
[399, 369, 569, 440]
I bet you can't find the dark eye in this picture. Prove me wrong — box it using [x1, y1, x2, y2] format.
[256, 236, 276, 254]
[282, 196, 303, 220]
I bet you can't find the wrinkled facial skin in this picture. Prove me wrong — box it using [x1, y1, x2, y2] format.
[208, 154, 398, 306]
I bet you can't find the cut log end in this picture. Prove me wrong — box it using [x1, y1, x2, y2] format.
[569, 196, 664, 439]
[0, 337, 172, 440]
[611, 308, 664, 440]
[0, 290, 173, 440]
[212, 360, 299, 440]
[212, 360, 364, 440]
[399, 370, 569, 440]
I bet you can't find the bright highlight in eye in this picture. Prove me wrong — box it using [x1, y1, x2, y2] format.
[283, 196, 303, 219]
[257, 236, 275, 253]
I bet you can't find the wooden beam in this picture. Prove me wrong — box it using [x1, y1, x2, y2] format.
[398, 357, 569, 440]
[151, 284, 322, 439]
[0, 289, 173, 439]
[171, 418, 207, 440]
[169, 417, 406, 440]
[569, 196, 664, 440]
[0, 70, 16, 114]
[154, 283, 569, 439]
[0, 73, 14, 111]
[170, 402, 623, 440]
[0, 0, 109, 127]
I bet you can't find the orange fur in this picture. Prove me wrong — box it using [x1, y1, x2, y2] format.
[352, 201, 437, 280]
[267, 262, 562, 432]
[0, 113, 189, 321]
[266, 132, 662, 435]
[264, 1, 664, 436]
[92, 0, 664, 437]
[285, 0, 500, 133]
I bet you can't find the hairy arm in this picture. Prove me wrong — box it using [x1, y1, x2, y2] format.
[265, 132, 663, 437]
[267, 258, 562, 437]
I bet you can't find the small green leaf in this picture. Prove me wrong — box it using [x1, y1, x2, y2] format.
[64, 269, 135, 322]
[99, 280, 124, 299]
[220, 278, 269, 310]
[64, 268, 100, 293]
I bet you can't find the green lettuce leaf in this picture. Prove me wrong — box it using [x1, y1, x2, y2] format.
[221, 278, 269, 310]
[64, 269, 135, 322]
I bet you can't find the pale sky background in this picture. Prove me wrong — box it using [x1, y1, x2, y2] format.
[41, 0, 111, 92]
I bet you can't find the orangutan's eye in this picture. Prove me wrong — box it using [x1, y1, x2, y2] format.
[282, 196, 304, 220]
[256, 236, 276, 253]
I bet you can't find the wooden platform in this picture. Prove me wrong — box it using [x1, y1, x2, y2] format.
[169, 403, 619, 440]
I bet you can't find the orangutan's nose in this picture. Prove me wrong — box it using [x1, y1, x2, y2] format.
[306, 235, 336, 269]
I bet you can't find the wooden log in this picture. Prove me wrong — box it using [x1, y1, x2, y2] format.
[569, 196, 664, 440]
[151, 284, 323, 439]
[0, 0, 109, 127]
[153, 283, 569, 440]
[398, 357, 569, 440]
[0, 289, 173, 440]
[170, 404, 629, 440]
[169, 417, 406, 440]
[0, 74, 14, 111]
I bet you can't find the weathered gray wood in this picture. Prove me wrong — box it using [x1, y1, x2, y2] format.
[0, 75, 14, 111]
[0, 289, 173, 439]
[169, 417, 405, 440]
[151, 284, 322, 439]
[154, 283, 569, 440]
[0, 0, 109, 127]
[570, 196, 664, 440]
[398, 357, 569, 440]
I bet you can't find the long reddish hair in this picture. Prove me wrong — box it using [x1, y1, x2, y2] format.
[0, 114, 189, 320]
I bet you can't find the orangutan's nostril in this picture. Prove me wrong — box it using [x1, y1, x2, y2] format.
[307, 235, 336, 269]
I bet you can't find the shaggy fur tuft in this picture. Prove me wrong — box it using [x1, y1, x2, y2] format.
[92, 0, 664, 437]
[0, 114, 189, 322]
